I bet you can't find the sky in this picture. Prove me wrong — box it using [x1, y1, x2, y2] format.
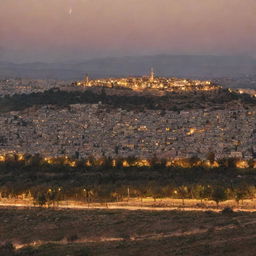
[0, 0, 256, 63]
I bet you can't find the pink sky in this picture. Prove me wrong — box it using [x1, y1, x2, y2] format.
[0, 0, 256, 62]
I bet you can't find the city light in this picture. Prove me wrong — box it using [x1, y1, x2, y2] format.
[75, 70, 219, 92]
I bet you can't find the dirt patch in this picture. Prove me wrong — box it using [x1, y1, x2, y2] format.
[1, 207, 256, 256]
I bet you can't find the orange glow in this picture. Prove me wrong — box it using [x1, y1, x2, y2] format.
[172, 159, 191, 168]
[43, 157, 53, 164]
[112, 160, 117, 167]
[122, 160, 130, 167]
[17, 154, 25, 161]
[235, 160, 249, 169]
[134, 159, 151, 167]
[85, 160, 92, 167]
[204, 160, 219, 168]
[187, 128, 196, 135]
[166, 161, 172, 167]
[69, 161, 77, 167]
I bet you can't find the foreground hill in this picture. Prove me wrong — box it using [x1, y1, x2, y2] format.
[1, 207, 256, 256]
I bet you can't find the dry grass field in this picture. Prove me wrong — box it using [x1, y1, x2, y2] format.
[1, 206, 256, 256]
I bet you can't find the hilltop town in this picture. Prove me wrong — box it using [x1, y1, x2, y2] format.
[75, 69, 218, 92]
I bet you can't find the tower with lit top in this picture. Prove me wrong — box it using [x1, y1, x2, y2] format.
[149, 68, 154, 82]
[84, 75, 89, 85]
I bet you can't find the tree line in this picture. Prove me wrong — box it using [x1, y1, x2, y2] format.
[1, 181, 255, 209]
[0, 87, 254, 113]
[0, 152, 255, 169]
[1, 154, 256, 208]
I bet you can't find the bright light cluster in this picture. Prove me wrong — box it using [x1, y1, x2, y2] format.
[76, 71, 219, 92]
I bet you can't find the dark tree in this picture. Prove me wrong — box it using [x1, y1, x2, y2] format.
[212, 187, 227, 208]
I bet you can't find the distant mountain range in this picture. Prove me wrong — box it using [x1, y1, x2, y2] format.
[0, 55, 255, 81]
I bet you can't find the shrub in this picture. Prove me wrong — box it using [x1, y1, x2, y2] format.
[67, 234, 79, 242]
[16, 246, 37, 256]
[0, 242, 15, 256]
[75, 247, 91, 256]
[222, 207, 234, 215]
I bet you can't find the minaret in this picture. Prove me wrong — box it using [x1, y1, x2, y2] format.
[84, 74, 89, 85]
[149, 68, 154, 82]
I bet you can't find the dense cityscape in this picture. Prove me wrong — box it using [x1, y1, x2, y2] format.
[0, 101, 256, 165]
[0, 71, 255, 167]
[2, 1, 256, 255]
